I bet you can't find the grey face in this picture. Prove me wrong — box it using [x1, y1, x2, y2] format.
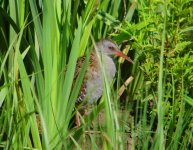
[96, 39, 119, 56]
[95, 39, 134, 64]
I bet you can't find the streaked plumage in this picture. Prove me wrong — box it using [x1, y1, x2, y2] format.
[73, 39, 133, 105]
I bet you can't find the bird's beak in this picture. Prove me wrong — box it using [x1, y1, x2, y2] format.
[115, 50, 134, 64]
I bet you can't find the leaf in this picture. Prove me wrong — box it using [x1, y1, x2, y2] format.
[184, 95, 193, 107]
[179, 26, 193, 34]
[174, 41, 191, 52]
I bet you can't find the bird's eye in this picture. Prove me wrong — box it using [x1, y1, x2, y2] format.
[108, 46, 114, 50]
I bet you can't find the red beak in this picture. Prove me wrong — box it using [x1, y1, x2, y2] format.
[115, 51, 134, 64]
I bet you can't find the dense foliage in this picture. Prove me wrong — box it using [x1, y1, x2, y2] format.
[0, 0, 192, 149]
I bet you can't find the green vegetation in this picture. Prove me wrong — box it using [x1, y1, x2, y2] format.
[0, 0, 193, 149]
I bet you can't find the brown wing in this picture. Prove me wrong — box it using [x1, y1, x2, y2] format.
[71, 51, 99, 105]
[72, 56, 88, 104]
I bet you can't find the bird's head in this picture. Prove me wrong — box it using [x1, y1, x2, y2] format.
[96, 39, 134, 64]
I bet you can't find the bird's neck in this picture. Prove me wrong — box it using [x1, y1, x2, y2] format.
[91, 51, 116, 80]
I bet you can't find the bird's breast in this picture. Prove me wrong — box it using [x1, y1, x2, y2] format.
[86, 55, 116, 103]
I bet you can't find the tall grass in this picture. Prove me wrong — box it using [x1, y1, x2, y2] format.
[0, 0, 193, 149]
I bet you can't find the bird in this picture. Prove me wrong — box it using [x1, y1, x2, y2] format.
[73, 39, 133, 126]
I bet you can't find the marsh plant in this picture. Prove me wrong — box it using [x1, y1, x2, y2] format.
[0, 0, 193, 149]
